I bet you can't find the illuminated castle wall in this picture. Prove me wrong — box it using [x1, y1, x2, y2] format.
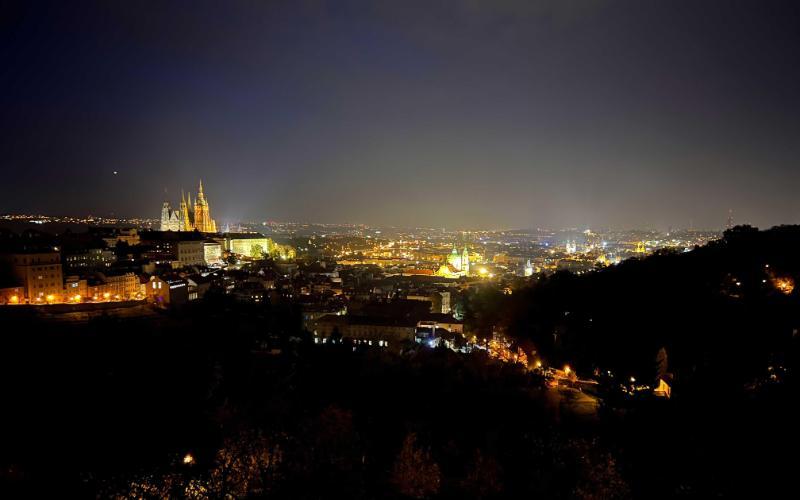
[159, 180, 218, 233]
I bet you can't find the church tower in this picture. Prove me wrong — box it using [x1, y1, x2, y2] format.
[180, 190, 193, 231]
[159, 201, 181, 231]
[447, 245, 462, 271]
[160, 202, 172, 231]
[461, 246, 470, 276]
[193, 179, 217, 233]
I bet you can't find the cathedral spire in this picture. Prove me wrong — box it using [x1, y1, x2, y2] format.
[196, 179, 208, 206]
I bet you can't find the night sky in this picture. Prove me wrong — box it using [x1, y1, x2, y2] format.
[2, 1, 799, 230]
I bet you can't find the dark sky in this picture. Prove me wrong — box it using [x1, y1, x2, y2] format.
[2, 1, 799, 230]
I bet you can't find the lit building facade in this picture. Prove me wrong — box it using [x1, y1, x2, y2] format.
[88, 272, 141, 300]
[224, 234, 296, 260]
[64, 248, 116, 272]
[0, 286, 24, 305]
[65, 276, 88, 300]
[101, 228, 140, 248]
[311, 314, 415, 348]
[203, 241, 223, 265]
[176, 240, 205, 268]
[1, 252, 63, 303]
[147, 275, 189, 308]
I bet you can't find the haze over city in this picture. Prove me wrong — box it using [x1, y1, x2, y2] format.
[2, 0, 799, 229]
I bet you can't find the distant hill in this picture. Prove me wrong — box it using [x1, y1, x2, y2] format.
[506, 225, 800, 389]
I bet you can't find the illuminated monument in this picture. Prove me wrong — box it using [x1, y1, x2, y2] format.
[159, 180, 218, 233]
[436, 245, 470, 278]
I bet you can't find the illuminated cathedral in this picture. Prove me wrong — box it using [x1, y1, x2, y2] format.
[159, 180, 218, 233]
[436, 245, 471, 278]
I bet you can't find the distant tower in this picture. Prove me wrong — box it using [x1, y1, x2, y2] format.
[461, 246, 470, 276]
[726, 209, 734, 230]
[179, 190, 193, 231]
[160, 202, 172, 231]
[524, 259, 534, 277]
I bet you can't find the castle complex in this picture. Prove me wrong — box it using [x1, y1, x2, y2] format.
[160, 180, 217, 233]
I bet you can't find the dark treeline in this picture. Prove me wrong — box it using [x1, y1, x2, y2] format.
[465, 225, 800, 390]
[0, 299, 627, 499]
[447, 225, 800, 497]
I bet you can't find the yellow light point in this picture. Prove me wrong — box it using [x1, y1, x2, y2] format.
[535, 360, 542, 369]
[74, 295, 81, 302]
[45, 294, 55, 303]
[478, 267, 488, 275]
[564, 365, 571, 375]
[103, 292, 111, 299]
[9, 295, 19, 304]
[183, 453, 195, 465]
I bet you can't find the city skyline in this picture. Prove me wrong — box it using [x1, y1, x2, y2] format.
[3, 1, 800, 229]
[1, 209, 732, 233]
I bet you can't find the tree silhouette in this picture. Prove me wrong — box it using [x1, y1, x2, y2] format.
[390, 432, 441, 499]
[461, 449, 503, 498]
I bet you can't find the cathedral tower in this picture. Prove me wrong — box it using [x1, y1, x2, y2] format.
[193, 180, 217, 233]
[159, 201, 181, 231]
[160, 202, 172, 231]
